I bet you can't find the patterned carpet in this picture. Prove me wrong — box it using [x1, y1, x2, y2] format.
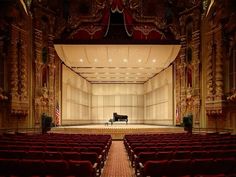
[101, 141, 135, 177]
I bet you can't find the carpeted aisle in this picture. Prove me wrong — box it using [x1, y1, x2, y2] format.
[101, 141, 134, 177]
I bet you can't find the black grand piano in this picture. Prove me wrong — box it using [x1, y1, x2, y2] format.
[110, 112, 128, 124]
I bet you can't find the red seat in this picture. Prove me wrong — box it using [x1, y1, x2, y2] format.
[192, 158, 216, 176]
[215, 157, 236, 175]
[156, 151, 173, 160]
[166, 159, 192, 176]
[142, 160, 169, 177]
[68, 160, 96, 177]
[44, 159, 69, 176]
[25, 151, 44, 159]
[174, 151, 191, 160]
[191, 151, 209, 159]
[20, 159, 45, 176]
[62, 151, 81, 160]
[44, 151, 63, 160]
[0, 158, 20, 176]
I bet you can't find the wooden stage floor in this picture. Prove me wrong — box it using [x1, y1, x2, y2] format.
[50, 124, 185, 140]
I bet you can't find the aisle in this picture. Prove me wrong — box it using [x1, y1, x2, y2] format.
[101, 141, 134, 177]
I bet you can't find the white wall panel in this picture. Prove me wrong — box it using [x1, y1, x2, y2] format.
[62, 65, 91, 125]
[91, 84, 144, 123]
[144, 66, 173, 125]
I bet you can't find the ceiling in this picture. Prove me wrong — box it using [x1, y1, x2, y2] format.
[54, 44, 181, 83]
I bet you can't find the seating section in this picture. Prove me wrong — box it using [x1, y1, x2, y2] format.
[0, 133, 112, 177]
[124, 133, 236, 177]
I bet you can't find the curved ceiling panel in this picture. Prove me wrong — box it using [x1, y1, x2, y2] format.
[54, 44, 181, 83]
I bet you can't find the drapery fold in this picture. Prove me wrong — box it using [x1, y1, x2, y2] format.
[71, 0, 170, 40]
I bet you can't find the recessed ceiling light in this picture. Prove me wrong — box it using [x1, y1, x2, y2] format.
[125, 77, 129, 79]
[152, 59, 156, 63]
[137, 73, 141, 75]
[139, 67, 144, 69]
[94, 58, 98, 62]
[115, 67, 119, 69]
[123, 58, 128, 62]
[126, 73, 129, 75]
[108, 58, 112, 62]
[79, 59, 83, 62]
[138, 59, 142, 63]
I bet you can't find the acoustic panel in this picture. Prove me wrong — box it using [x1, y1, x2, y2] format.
[144, 65, 173, 125]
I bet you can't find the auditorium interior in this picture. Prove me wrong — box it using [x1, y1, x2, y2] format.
[0, 0, 236, 176]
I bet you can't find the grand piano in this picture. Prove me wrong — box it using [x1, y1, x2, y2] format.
[112, 112, 128, 124]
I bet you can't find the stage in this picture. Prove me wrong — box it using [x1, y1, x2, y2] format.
[50, 124, 184, 140]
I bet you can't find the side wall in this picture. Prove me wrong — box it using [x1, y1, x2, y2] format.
[144, 66, 174, 125]
[62, 65, 91, 125]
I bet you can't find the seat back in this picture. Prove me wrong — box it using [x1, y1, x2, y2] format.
[143, 160, 168, 177]
[68, 160, 94, 177]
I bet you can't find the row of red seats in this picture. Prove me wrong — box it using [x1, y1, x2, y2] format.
[127, 139, 236, 147]
[0, 142, 110, 151]
[124, 133, 236, 143]
[1, 133, 111, 138]
[129, 144, 236, 152]
[139, 158, 236, 177]
[124, 133, 236, 177]
[128, 144, 236, 166]
[133, 150, 236, 176]
[125, 138, 236, 146]
[0, 158, 97, 177]
[0, 137, 111, 144]
[0, 150, 103, 176]
[0, 133, 112, 177]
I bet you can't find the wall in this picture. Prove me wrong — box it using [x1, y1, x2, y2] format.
[62, 66, 174, 125]
[62, 65, 91, 125]
[91, 84, 144, 124]
[144, 66, 173, 125]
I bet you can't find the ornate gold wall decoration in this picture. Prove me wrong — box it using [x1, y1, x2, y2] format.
[176, 4, 201, 127]
[205, 16, 225, 119]
[32, 4, 57, 127]
[8, 24, 29, 117]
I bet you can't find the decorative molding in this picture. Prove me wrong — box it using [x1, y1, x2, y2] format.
[8, 25, 29, 117]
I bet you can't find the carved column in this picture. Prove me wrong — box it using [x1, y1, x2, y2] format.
[8, 24, 29, 116]
[215, 27, 224, 101]
[9, 25, 19, 103]
[192, 30, 201, 126]
[48, 34, 55, 117]
[18, 30, 28, 104]
[34, 28, 43, 125]
[179, 36, 187, 120]
[205, 25, 225, 118]
[206, 33, 214, 101]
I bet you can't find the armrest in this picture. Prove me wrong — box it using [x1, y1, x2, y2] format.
[131, 149, 134, 154]
[139, 162, 144, 169]
[93, 162, 98, 169]
[139, 162, 145, 177]
[98, 154, 102, 161]
[92, 163, 98, 177]
[102, 149, 106, 154]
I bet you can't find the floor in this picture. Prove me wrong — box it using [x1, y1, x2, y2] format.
[101, 141, 135, 177]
